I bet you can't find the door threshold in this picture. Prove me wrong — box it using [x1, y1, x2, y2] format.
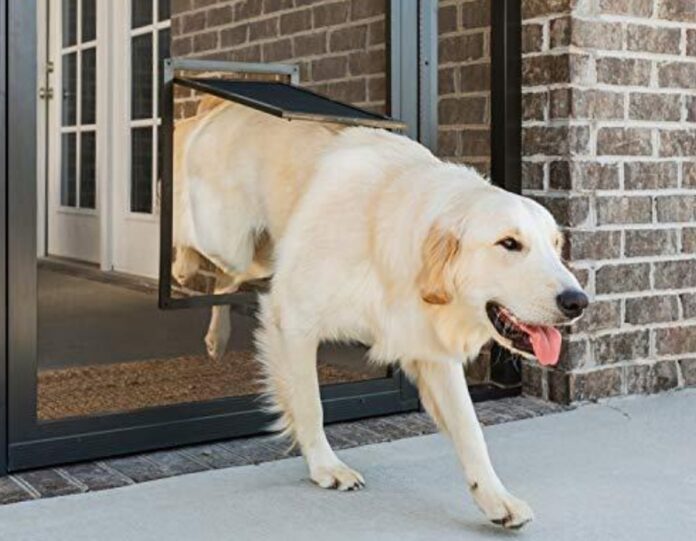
[39, 256, 159, 296]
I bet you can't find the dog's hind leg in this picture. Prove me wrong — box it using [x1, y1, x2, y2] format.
[206, 253, 273, 360]
[172, 246, 202, 286]
[402, 359, 533, 529]
[204, 274, 237, 360]
[256, 295, 364, 491]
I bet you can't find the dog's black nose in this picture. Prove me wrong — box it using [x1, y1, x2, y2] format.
[556, 289, 589, 319]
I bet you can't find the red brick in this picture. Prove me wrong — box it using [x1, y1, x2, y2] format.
[523, 0, 573, 19]
[235, 0, 263, 20]
[313, 1, 350, 27]
[597, 57, 651, 86]
[598, 0, 653, 17]
[329, 25, 368, 52]
[625, 229, 679, 257]
[624, 162, 678, 190]
[660, 130, 696, 157]
[324, 79, 366, 104]
[627, 24, 681, 54]
[438, 96, 487, 125]
[220, 25, 248, 48]
[522, 54, 570, 86]
[440, 33, 485, 64]
[311, 55, 348, 80]
[182, 11, 206, 34]
[350, 0, 385, 20]
[523, 23, 544, 53]
[294, 31, 327, 57]
[348, 50, 385, 76]
[596, 263, 651, 294]
[439, 4, 458, 34]
[659, 62, 696, 88]
[248, 18, 279, 41]
[192, 31, 218, 52]
[655, 326, 696, 356]
[593, 330, 650, 364]
[596, 196, 652, 225]
[658, 0, 696, 22]
[569, 368, 622, 401]
[461, 0, 490, 29]
[206, 5, 234, 28]
[459, 63, 490, 92]
[597, 128, 652, 156]
[263, 0, 292, 13]
[262, 38, 294, 62]
[654, 260, 696, 289]
[460, 129, 489, 156]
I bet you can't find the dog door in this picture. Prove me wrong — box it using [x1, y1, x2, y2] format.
[159, 58, 405, 310]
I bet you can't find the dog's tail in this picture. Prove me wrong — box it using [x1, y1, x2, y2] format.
[254, 294, 298, 448]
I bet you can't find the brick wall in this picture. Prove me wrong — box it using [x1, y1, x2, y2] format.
[171, 0, 387, 118]
[521, 0, 696, 402]
[438, 0, 491, 172]
[170, 0, 695, 403]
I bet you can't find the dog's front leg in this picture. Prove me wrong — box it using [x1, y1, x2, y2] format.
[256, 298, 364, 491]
[402, 360, 533, 529]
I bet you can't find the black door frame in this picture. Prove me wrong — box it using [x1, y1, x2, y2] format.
[0, 0, 522, 474]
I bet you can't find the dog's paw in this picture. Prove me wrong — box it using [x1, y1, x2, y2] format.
[205, 330, 228, 361]
[310, 461, 365, 492]
[471, 484, 534, 530]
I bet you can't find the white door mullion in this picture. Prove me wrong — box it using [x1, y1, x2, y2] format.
[98, 0, 113, 270]
[76, 0, 83, 208]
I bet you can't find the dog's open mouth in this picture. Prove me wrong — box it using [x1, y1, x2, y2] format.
[486, 302, 562, 366]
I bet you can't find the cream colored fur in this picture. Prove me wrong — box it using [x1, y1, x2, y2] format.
[173, 102, 583, 530]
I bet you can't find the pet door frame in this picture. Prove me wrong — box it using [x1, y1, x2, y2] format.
[1, 0, 522, 474]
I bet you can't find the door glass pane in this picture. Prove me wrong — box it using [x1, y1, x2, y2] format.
[37, 2, 387, 425]
[61, 133, 77, 207]
[62, 0, 78, 47]
[81, 47, 97, 125]
[131, 127, 153, 213]
[131, 33, 153, 120]
[132, 0, 153, 29]
[158, 0, 170, 21]
[62, 52, 77, 126]
[81, 0, 97, 42]
[80, 131, 96, 209]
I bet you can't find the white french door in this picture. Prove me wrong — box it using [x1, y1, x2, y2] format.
[111, 0, 171, 277]
[41, 0, 170, 277]
[46, 0, 100, 263]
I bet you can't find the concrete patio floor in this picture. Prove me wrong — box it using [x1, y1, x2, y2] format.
[1, 389, 694, 541]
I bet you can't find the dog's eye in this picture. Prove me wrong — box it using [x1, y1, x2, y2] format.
[497, 237, 522, 252]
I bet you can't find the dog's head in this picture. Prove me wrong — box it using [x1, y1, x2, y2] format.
[417, 186, 587, 366]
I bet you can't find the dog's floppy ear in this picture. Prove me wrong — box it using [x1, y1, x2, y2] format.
[417, 226, 460, 305]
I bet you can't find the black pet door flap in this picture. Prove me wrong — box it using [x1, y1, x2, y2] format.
[159, 58, 406, 310]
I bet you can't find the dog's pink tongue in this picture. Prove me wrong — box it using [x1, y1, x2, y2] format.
[518, 324, 562, 366]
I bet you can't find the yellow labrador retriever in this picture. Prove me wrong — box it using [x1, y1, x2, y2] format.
[174, 100, 588, 530]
